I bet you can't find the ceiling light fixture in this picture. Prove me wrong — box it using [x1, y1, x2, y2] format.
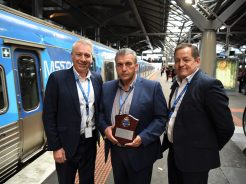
[185, 0, 195, 5]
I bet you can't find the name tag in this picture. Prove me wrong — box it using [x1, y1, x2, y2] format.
[85, 126, 92, 138]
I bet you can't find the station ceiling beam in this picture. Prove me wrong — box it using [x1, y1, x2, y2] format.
[128, 0, 153, 50]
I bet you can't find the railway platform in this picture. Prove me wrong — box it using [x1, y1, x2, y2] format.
[5, 71, 246, 184]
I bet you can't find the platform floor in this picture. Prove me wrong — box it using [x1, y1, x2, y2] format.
[5, 71, 246, 184]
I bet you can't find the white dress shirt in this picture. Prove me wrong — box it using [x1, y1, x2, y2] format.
[73, 68, 95, 134]
[167, 69, 198, 143]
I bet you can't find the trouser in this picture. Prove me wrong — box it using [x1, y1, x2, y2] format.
[167, 146, 209, 184]
[111, 145, 153, 184]
[56, 132, 97, 184]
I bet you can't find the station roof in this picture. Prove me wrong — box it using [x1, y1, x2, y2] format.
[2, 0, 246, 55]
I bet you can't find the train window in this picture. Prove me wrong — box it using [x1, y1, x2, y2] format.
[90, 56, 96, 71]
[18, 56, 39, 111]
[104, 61, 115, 81]
[0, 66, 8, 113]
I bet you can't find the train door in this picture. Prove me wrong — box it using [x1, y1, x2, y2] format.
[13, 49, 45, 161]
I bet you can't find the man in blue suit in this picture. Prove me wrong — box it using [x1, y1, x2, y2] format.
[161, 43, 235, 184]
[98, 48, 168, 184]
[43, 38, 102, 184]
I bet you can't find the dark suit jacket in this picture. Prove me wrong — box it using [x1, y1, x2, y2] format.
[98, 76, 168, 172]
[161, 69, 235, 172]
[42, 67, 102, 158]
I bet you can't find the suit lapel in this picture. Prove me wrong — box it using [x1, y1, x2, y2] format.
[107, 80, 118, 121]
[65, 68, 81, 115]
[129, 77, 142, 117]
[90, 72, 99, 103]
[177, 70, 201, 111]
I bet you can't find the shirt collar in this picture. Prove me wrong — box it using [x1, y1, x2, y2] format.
[176, 68, 199, 85]
[118, 75, 137, 92]
[73, 67, 91, 81]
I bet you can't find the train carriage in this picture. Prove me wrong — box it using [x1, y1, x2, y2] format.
[0, 4, 155, 182]
[0, 4, 116, 181]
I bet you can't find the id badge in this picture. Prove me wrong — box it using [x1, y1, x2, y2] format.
[85, 126, 92, 138]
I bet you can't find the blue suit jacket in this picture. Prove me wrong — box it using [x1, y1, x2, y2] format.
[98, 76, 168, 171]
[42, 67, 102, 158]
[161, 70, 235, 172]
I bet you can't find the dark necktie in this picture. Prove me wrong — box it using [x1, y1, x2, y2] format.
[168, 81, 178, 110]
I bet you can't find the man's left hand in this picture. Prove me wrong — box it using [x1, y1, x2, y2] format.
[125, 135, 142, 147]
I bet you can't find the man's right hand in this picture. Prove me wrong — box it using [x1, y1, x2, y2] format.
[104, 125, 118, 145]
[53, 148, 66, 163]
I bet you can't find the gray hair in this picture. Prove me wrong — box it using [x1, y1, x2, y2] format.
[174, 43, 199, 59]
[115, 48, 138, 64]
[72, 38, 93, 53]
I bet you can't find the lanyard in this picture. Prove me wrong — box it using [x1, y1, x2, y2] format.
[169, 82, 190, 118]
[119, 87, 134, 114]
[75, 75, 90, 116]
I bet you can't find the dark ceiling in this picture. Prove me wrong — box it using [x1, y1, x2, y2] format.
[188, 0, 246, 50]
[1, 0, 246, 54]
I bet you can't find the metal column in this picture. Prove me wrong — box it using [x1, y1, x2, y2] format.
[95, 27, 100, 43]
[199, 30, 216, 77]
[32, 0, 43, 19]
